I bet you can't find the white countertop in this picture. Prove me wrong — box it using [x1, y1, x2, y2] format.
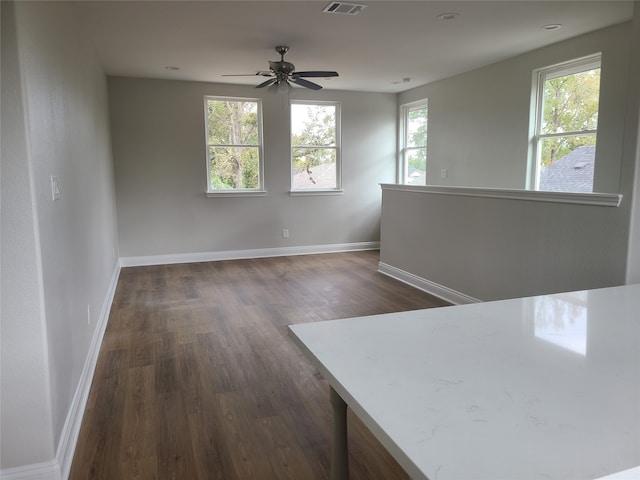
[289, 284, 640, 480]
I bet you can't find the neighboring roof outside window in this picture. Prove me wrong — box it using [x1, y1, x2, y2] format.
[539, 145, 595, 193]
[292, 162, 336, 189]
[407, 167, 426, 185]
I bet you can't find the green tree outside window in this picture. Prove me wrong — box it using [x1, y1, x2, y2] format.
[206, 98, 261, 191]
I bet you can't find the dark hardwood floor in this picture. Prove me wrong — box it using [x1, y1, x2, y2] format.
[70, 251, 449, 479]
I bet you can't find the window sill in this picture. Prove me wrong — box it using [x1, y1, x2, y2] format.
[206, 190, 268, 198]
[290, 189, 344, 197]
[380, 184, 622, 207]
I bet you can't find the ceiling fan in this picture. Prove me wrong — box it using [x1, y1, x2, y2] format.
[223, 46, 338, 91]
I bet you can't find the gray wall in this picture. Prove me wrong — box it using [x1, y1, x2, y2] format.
[108, 78, 397, 258]
[381, 20, 640, 302]
[1, 0, 119, 471]
[398, 22, 631, 194]
[625, 1, 640, 285]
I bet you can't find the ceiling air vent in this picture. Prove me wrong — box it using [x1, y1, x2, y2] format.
[323, 2, 366, 15]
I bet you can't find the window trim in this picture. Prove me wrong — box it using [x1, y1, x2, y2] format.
[399, 99, 428, 185]
[290, 100, 342, 195]
[204, 95, 267, 196]
[528, 53, 601, 191]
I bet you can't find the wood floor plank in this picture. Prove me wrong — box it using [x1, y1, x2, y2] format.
[70, 251, 449, 479]
[155, 390, 198, 479]
[120, 365, 156, 478]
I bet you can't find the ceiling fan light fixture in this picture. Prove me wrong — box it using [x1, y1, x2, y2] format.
[267, 78, 292, 95]
[277, 81, 291, 94]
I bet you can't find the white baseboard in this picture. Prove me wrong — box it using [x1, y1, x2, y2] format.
[377, 261, 481, 305]
[1, 263, 122, 480]
[0, 460, 60, 480]
[57, 263, 121, 479]
[120, 242, 380, 267]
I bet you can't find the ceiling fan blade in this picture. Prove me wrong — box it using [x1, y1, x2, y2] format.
[290, 77, 323, 90]
[256, 78, 278, 88]
[222, 71, 273, 77]
[292, 71, 339, 78]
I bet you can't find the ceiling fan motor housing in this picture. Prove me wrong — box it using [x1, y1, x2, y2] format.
[270, 60, 296, 76]
[271, 46, 295, 79]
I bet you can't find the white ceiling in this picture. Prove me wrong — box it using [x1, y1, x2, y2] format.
[74, 0, 634, 93]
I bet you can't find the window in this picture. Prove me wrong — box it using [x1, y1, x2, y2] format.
[530, 54, 601, 193]
[400, 100, 428, 185]
[291, 101, 341, 193]
[204, 96, 265, 195]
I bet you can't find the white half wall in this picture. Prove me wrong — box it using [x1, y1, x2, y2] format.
[108, 77, 397, 258]
[380, 185, 630, 301]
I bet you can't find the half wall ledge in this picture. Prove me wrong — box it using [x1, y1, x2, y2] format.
[379, 184, 622, 207]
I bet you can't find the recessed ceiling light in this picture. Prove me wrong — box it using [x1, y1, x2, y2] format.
[437, 12, 459, 21]
[165, 66, 180, 71]
[541, 24, 563, 31]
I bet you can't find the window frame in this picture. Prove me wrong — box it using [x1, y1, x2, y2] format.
[528, 54, 601, 192]
[290, 100, 342, 196]
[204, 95, 266, 197]
[399, 99, 428, 185]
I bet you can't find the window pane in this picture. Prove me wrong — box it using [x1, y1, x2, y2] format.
[542, 68, 600, 135]
[209, 146, 260, 190]
[291, 104, 336, 147]
[406, 106, 428, 148]
[539, 134, 596, 168]
[400, 100, 428, 185]
[207, 100, 259, 145]
[291, 102, 340, 191]
[292, 148, 337, 189]
[538, 135, 596, 193]
[531, 55, 601, 193]
[405, 148, 426, 185]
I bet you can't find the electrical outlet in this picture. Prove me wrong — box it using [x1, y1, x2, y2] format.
[440, 168, 448, 179]
[283, 229, 289, 238]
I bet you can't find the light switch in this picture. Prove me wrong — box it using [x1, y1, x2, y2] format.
[51, 175, 61, 201]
